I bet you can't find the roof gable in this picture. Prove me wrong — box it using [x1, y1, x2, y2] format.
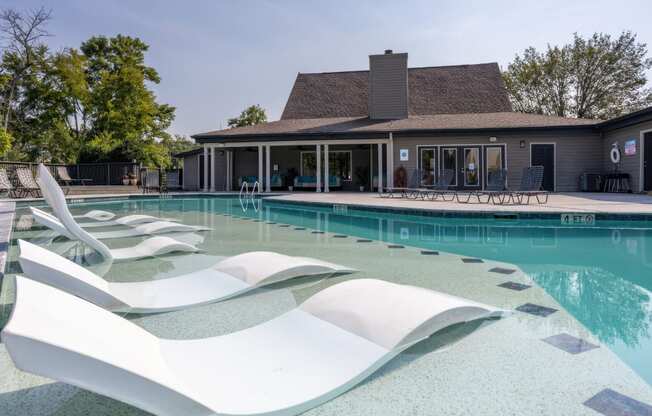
[280, 63, 512, 119]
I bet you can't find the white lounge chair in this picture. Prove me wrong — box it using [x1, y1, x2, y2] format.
[18, 239, 355, 312]
[35, 164, 199, 261]
[74, 209, 179, 228]
[3, 276, 506, 416]
[30, 207, 210, 240]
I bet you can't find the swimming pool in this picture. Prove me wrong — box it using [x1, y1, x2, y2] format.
[1, 196, 651, 415]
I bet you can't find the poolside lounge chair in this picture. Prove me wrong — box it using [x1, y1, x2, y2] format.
[381, 169, 423, 199]
[35, 164, 199, 261]
[2, 276, 506, 416]
[503, 166, 549, 205]
[15, 166, 42, 198]
[421, 169, 456, 201]
[0, 167, 17, 197]
[57, 166, 92, 186]
[30, 207, 210, 240]
[18, 239, 355, 312]
[457, 169, 508, 204]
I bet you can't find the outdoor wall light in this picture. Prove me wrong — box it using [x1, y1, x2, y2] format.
[489, 136, 497, 142]
[520, 140, 526, 148]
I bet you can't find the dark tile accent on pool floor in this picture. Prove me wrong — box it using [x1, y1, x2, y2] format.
[516, 303, 558, 317]
[387, 244, 404, 249]
[265, 222, 276, 224]
[420, 250, 439, 255]
[489, 267, 516, 274]
[584, 389, 652, 416]
[461, 258, 484, 263]
[294, 227, 306, 230]
[311, 231, 324, 234]
[542, 333, 599, 355]
[278, 224, 290, 227]
[332, 234, 348, 238]
[356, 239, 372, 243]
[497, 281, 531, 291]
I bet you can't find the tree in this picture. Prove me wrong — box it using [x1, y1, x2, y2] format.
[0, 7, 52, 131]
[77, 35, 176, 166]
[160, 134, 197, 168]
[503, 32, 652, 119]
[227, 104, 267, 128]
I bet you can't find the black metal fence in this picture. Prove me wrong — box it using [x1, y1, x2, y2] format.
[0, 161, 140, 186]
[0, 161, 183, 194]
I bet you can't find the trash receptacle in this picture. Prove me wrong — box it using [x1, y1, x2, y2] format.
[580, 173, 602, 192]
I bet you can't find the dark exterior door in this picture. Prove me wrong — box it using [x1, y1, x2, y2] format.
[644, 133, 652, 191]
[531, 144, 555, 191]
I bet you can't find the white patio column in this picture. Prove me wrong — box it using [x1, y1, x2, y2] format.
[203, 145, 209, 192]
[324, 144, 330, 193]
[210, 146, 216, 192]
[387, 134, 394, 188]
[225, 150, 232, 192]
[377, 143, 383, 193]
[316, 144, 322, 192]
[265, 145, 271, 193]
[258, 144, 263, 193]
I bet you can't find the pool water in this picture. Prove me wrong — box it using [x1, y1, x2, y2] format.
[1, 196, 652, 415]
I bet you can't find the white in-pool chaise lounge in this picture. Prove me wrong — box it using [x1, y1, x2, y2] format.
[35, 164, 199, 261]
[30, 207, 211, 240]
[3, 276, 506, 416]
[73, 209, 178, 226]
[18, 239, 355, 313]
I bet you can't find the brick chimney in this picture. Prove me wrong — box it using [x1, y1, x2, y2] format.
[368, 50, 408, 120]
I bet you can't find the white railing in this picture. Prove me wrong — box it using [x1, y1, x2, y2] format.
[238, 181, 261, 213]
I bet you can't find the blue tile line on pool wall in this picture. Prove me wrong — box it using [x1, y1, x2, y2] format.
[258, 198, 652, 222]
[14, 193, 652, 222]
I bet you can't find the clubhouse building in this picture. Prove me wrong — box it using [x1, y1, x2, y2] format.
[183, 50, 652, 193]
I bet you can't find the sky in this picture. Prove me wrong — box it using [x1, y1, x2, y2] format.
[4, 0, 652, 138]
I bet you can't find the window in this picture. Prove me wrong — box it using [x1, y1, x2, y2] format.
[300, 152, 317, 176]
[300, 150, 352, 180]
[419, 148, 436, 185]
[485, 146, 504, 185]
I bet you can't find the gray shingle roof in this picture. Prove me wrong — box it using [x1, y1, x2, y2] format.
[193, 112, 599, 141]
[280, 63, 512, 119]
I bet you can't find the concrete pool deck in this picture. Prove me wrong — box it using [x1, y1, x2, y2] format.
[265, 192, 652, 215]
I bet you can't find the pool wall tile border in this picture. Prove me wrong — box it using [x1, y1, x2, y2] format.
[260, 197, 652, 222]
[11, 192, 652, 221]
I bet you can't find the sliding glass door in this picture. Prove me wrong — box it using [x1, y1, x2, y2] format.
[419, 147, 437, 186]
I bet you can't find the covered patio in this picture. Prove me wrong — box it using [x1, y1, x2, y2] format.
[200, 137, 398, 193]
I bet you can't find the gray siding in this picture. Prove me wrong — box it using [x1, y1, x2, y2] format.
[392, 132, 603, 192]
[368, 52, 408, 120]
[182, 154, 200, 191]
[602, 120, 652, 192]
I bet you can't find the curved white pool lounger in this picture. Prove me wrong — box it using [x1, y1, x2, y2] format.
[3, 276, 506, 416]
[18, 240, 355, 313]
[35, 164, 199, 261]
[74, 209, 177, 225]
[31, 207, 211, 240]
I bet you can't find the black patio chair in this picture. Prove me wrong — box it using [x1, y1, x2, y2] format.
[0, 167, 17, 198]
[14, 167, 41, 198]
[57, 166, 92, 186]
[382, 169, 422, 199]
[421, 169, 456, 201]
[457, 168, 507, 204]
[503, 166, 549, 204]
